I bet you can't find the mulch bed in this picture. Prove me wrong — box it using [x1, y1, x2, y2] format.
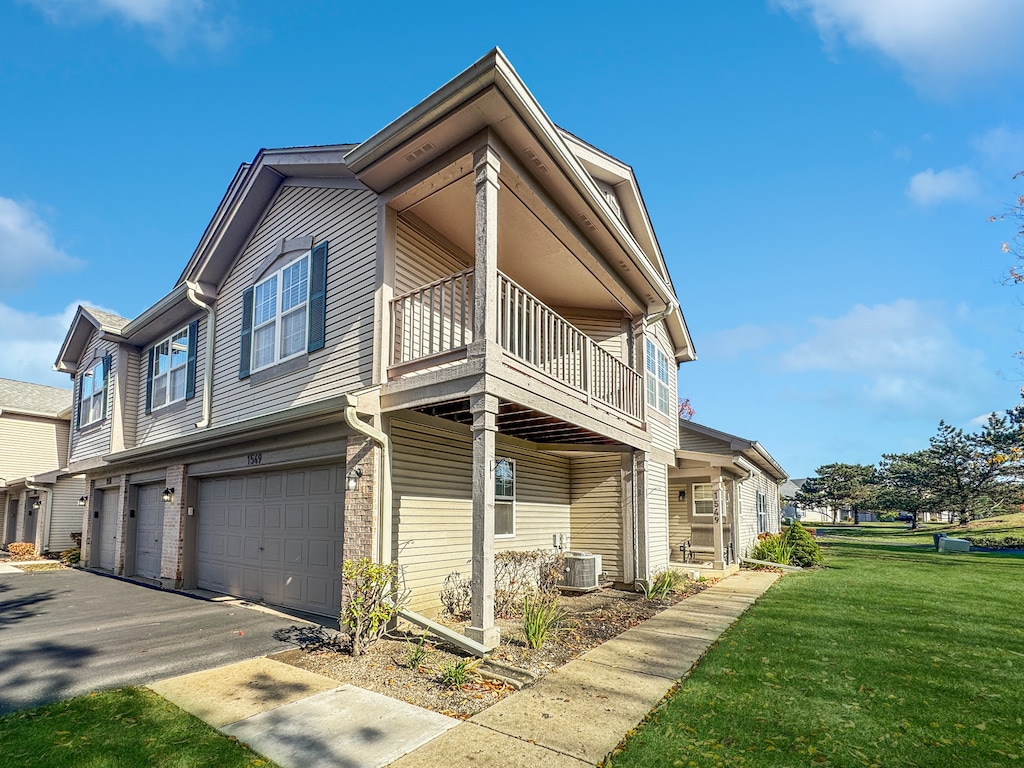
[272, 580, 712, 719]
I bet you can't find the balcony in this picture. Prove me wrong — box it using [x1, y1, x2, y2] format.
[390, 270, 643, 422]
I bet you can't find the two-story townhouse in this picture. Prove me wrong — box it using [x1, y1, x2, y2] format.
[0, 378, 86, 554]
[54, 49, 695, 647]
[671, 420, 787, 570]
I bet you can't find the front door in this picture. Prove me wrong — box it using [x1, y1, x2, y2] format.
[23, 498, 39, 548]
[4, 499, 18, 546]
[97, 490, 118, 570]
[134, 485, 164, 580]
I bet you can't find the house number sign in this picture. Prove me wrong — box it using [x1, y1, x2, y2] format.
[247, 453, 263, 466]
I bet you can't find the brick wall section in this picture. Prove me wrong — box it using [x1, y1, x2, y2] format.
[81, 479, 96, 565]
[161, 464, 187, 587]
[343, 436, 376, 565]
[113, 474, 130, 575]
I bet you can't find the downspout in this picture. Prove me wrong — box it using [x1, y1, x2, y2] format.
[341, 394, 391, 565]
[733, 456, 757, 561]
[185, 283, 215, 429]
[644, 297, 678, 328]
[25, 480, 53, 552]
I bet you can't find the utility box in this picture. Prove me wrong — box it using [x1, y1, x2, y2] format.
[938, 537, 970, 554]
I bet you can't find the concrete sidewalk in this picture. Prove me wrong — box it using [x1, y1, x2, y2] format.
[150, 570, 780, 768]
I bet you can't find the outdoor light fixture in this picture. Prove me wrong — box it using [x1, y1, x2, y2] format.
[346, 468, 362, 492]
[161, 487, 174, 503]
[31, 500, 41, 511]
[678, 490, 686, 502]
[78, 496, 87, 507]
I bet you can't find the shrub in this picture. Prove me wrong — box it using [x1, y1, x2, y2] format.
[403, 633, 432, 670]
[439, 571, 472, 619]
[781, 520, 824, 567]
[494, 550, 565, 618]
[8, 542, 38, 561]
[59, 547, 81, 565]
[878, 511, 898, 522]
[340, 558, 408, 656]
[640, 568, 686, 600]
[750, 533, 794, 566]
[522, 593, 567, 649]
[438, 657, 481, 688]
[962, 535, 1024, 549]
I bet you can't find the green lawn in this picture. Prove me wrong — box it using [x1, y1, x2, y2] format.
[607, 540, 1024, 768]
[0, 688, 277, 768]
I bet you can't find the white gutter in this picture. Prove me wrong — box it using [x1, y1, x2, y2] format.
[341, 394, 391, 566]
[185, 283, 216, 429]
[24, 479, 53, 552]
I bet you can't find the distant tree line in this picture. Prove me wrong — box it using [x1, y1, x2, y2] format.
[790, 409, 1024, 527]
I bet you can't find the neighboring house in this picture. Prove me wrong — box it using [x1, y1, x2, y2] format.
[52, 49, 695, 647]
[671, 420, 787, 568]
[780, 478, 834, 524]
[0, 378, 86, 554]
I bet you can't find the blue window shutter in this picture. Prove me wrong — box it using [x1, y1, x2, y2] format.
[307, 241, 328, 353]
[144, 346, 155, 415]
[239, 287, 254, 379]
[101, 354, 112, 421]
[185, 319, 199, 400]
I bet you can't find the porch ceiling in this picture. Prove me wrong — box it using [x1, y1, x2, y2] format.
[402, 163, 632, 313]
[413, 398, 619, 445]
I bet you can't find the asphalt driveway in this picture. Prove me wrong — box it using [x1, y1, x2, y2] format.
[0, 568, 324, 714]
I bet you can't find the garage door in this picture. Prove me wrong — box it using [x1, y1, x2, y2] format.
[197, 466, 345, 616]
[135, 484, 164, 580]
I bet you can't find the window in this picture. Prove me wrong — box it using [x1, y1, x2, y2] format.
[78, 358, 107, 427]
[252, 252, 309, 372]
[645, 339, 672, 415]
[757, 491, 769, 534]
[150, 327, 189, 410]
[693, 483, 714, 516]
[494, 457, 515, 537]
[239, 240, 328, 381]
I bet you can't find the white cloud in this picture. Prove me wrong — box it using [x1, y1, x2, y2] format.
[779, 299, 990, 415]
[22, 0, 233, 52]
[971, 125, 1024, 176]
[905, 167, 979, 206]
[0, 197, 81, 292]
[772, 0, 1024, 93]
[0, 302, 81, 388]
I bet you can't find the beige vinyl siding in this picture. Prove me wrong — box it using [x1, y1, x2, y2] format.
[211, 186, 377, 426]
[55, 421, 70, 467]
[395, 216, 471, 295]
[569, 455, 623, 581]
[677, 432, 731, 455]
[0, 413, 63, 478]
[559, 311, 628, 364]
[645, 460, 669, 574]
[123, 348, 140, 448]
[47, 475, 87, 552]
[69, 329, 116, 463]
[391, 417, 571, 617]
[667, 476, 691, 559]
[737, 470, 781, 556]
[646, 321, 679, 453]
[135, 317, 206, 446]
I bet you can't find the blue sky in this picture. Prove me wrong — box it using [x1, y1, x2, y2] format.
[2, 0, 1024, 478]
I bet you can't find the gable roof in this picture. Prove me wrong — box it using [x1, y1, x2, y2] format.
[0, 378, 72, 419]
[678, 419, 788, 481]
[53, 305, 131, 374]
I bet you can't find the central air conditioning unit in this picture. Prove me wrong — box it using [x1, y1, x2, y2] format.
[560, 551, 602, 592]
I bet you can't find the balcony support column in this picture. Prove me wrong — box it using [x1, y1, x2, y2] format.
[466, 391, 500, 648]
[471, 145, 501, 357]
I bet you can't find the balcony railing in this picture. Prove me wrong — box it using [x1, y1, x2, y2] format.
[389, 269, 643, 422]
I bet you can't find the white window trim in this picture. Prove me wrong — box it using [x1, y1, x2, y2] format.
[150, 326, 190, 411]
[79, 360, 106, 428]
[645, 338, 672, 416]
[692, 482, 714, 517]
[251, 250, 310, 374]
[494, 457, 516, 538]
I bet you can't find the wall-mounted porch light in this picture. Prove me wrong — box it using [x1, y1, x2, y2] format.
[31, 499, 41, 511]
[678, 489, 686, 502]
[78, 496, 87, 507]
[161, 487, 175, 503]
[346, 468, 362, 492]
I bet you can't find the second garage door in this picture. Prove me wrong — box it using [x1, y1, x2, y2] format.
[197, 465, 345, 616]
